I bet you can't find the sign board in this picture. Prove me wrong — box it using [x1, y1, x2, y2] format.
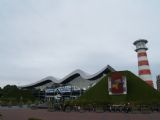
[108, 72, 127, 95]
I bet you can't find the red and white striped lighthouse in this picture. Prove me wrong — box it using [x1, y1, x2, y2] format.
[133, 39, 153, 87]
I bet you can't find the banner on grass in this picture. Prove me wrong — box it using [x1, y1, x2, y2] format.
[108, 72, 127, 95]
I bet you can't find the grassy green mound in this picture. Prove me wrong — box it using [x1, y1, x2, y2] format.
[78, 71, 160, 105]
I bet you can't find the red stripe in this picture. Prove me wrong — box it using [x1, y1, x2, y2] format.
[138, 52, 147, 57]
[145, 81, 153, 87]
[139, 69, 151, 75]
[138, 60, 149, 66]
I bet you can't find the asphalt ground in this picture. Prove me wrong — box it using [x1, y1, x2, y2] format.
[0, 109, 160, 120]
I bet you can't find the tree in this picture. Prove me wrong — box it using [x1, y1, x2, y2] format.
[0, 85, 36, 105]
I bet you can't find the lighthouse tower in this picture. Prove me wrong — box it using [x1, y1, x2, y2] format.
[133, 39, 153, 87]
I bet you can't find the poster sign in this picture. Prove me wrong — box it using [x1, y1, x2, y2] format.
[108, 72, 127, 95]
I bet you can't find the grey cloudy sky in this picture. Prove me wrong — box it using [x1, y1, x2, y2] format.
[0, 0, 160, 87]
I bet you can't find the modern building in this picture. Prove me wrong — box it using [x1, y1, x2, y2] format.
[133, 39, 153, 87]
[156, 75, 160, 91]
[20, 65, 115, 91]
[45, 85, 82, 102]
[19, 65, 115, 101]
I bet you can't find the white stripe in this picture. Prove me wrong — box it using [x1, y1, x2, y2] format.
[138, 56, 148, 61]
[139, 74, 152, 81]
[138, 65, 150, 70]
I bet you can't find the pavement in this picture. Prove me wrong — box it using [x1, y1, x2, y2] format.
[0, 109, 160, 120]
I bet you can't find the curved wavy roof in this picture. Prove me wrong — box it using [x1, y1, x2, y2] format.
[20, 65, 115, 88]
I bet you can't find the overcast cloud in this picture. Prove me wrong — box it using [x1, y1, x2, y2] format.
[0, 0, 160, 88]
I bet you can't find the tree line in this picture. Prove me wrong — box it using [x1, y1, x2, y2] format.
[0, 85, 38, 106]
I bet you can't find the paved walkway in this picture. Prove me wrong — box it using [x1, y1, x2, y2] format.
[0, 109, 160, 120]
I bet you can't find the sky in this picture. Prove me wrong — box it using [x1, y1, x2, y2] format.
[0, 0, 160, 88]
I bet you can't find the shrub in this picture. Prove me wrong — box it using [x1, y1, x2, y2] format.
[28, 117, 42, 120]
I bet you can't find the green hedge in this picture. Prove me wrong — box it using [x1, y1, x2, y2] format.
[77, 71, 160, 105]
[28, 118, 42, 120]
